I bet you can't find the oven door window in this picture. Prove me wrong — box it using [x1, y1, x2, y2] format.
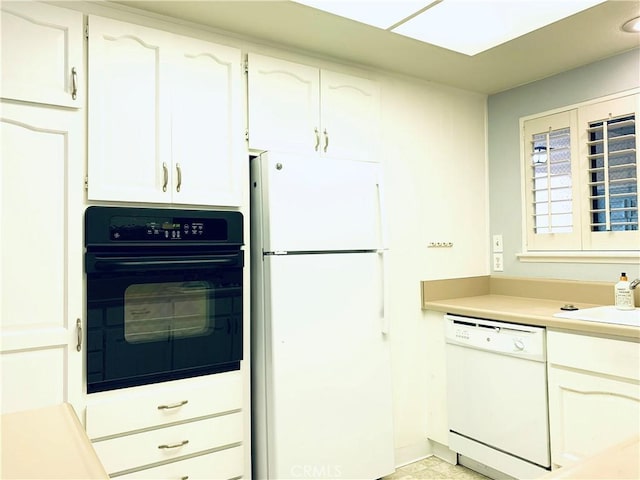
[124, 281, 211, 343]
[86, 267, 242, 393]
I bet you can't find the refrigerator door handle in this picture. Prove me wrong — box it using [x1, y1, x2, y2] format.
[376, 178, 389, 249]
[377, 248, 390, 335]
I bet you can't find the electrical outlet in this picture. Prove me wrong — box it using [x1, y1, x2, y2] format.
[493, 253, 504, 272]
[493, 234, 503, 253]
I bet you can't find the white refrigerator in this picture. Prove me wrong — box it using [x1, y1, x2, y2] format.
[250, 151, 395, 479]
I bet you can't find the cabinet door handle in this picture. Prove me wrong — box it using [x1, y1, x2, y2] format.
[175, 163, 182, 193]
[323, 128, 329, 153]
[71, 67, 78, 100]
[76, 318, 82, 352]
[162, 162, 169, 192]
[158, 439, 189, 450]
[314, 127, 320, 151]
[157, 400, 189, 410]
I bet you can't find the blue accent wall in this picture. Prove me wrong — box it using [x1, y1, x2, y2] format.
[487, 49, 640, 281]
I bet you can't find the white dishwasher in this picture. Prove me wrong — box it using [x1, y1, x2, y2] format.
[445, 314, 551, 479]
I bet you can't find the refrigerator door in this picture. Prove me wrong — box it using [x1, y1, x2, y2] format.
[254, 151, 384, 252]
[262, 252, 395, 480]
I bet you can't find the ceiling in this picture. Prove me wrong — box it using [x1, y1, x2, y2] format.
[117, 0, 640, 94]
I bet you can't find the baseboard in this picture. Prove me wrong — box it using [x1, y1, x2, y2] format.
[428, 439, 458, 465]
[394, 440, 430, 469]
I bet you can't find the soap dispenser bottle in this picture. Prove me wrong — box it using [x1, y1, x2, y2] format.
[615, 272, 634, 310]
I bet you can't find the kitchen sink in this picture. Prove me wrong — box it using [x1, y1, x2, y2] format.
[553, 305, 640, 327]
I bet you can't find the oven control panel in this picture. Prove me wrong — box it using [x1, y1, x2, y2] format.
[110, 217, 227, 241]
[85, 206, 244, 247]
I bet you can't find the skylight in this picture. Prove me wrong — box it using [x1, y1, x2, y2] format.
[292, 0, 606, 56]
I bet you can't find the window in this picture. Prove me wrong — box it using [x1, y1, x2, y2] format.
[522, 92, 639, 253]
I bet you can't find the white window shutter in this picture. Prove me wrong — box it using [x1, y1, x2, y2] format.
[523, 110, 581, 251]
[579, 95, 639, 251]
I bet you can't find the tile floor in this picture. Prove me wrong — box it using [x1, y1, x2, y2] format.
[384, 456, 491, 480]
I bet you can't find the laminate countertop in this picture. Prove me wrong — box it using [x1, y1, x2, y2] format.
[539, 436, 639, 479]
[421, 276, 640, 340]
[1, 403, 108, 479]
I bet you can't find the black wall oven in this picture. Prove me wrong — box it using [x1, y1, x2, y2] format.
[85, 206, 243, 393]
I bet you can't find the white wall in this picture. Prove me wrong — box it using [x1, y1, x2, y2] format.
[59, 0, 489, 468]
[379, 76, 488, 463]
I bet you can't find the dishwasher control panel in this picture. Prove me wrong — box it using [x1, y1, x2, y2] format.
[445, 314, 546, 361]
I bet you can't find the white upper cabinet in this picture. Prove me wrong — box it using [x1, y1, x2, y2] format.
[170, 36, 243, 206]
[319, 69, 380, 161]
[87, 15, 243, 206]
[248, 54, 320, 157]
[248, 53, 380, 162]
[1, 2, 83, 108]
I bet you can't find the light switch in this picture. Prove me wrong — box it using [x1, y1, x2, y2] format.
[493, 234, 503, 253]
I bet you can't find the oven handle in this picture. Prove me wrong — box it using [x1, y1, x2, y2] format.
[92, 255, 240, 271]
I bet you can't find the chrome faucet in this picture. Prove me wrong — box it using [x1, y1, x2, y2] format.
[630, 278, 640, 289]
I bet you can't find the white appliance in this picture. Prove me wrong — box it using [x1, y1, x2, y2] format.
[250, 151, 395, 480]
[445, 315, 550, 479]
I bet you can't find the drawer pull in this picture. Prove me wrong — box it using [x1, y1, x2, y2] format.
[157, 400, 189, 410]
[158, 439, 189, 450]
[181, 477, 189, 480]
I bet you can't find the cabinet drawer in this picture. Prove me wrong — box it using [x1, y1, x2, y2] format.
[93, 412, 242, 475]
[118, 446, 243, 480]
[86, 372, 242, 438]
[547, 330, 640, 380]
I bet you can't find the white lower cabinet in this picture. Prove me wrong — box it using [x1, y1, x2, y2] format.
[93, 413, 242, 474]
[86, 372, 244, 479]
[118, 447, 243, 480]
[547, 330, 640, 469]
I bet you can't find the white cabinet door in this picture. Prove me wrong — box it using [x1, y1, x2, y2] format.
[548, 366, 640, 468]
[0, 101, 83, 414]
[87, 15, 172, 203]
[547, 330, 640, 468]
[248, 53, 320, 155]
[320, 69, 380, 162]
[247, 53, 380, 162]
[171, 37, 243, 206]
[1, 2, 83, 108]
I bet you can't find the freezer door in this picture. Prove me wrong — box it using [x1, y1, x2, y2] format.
[261, 253, 395, 480]
[255, 151, 384, 252]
